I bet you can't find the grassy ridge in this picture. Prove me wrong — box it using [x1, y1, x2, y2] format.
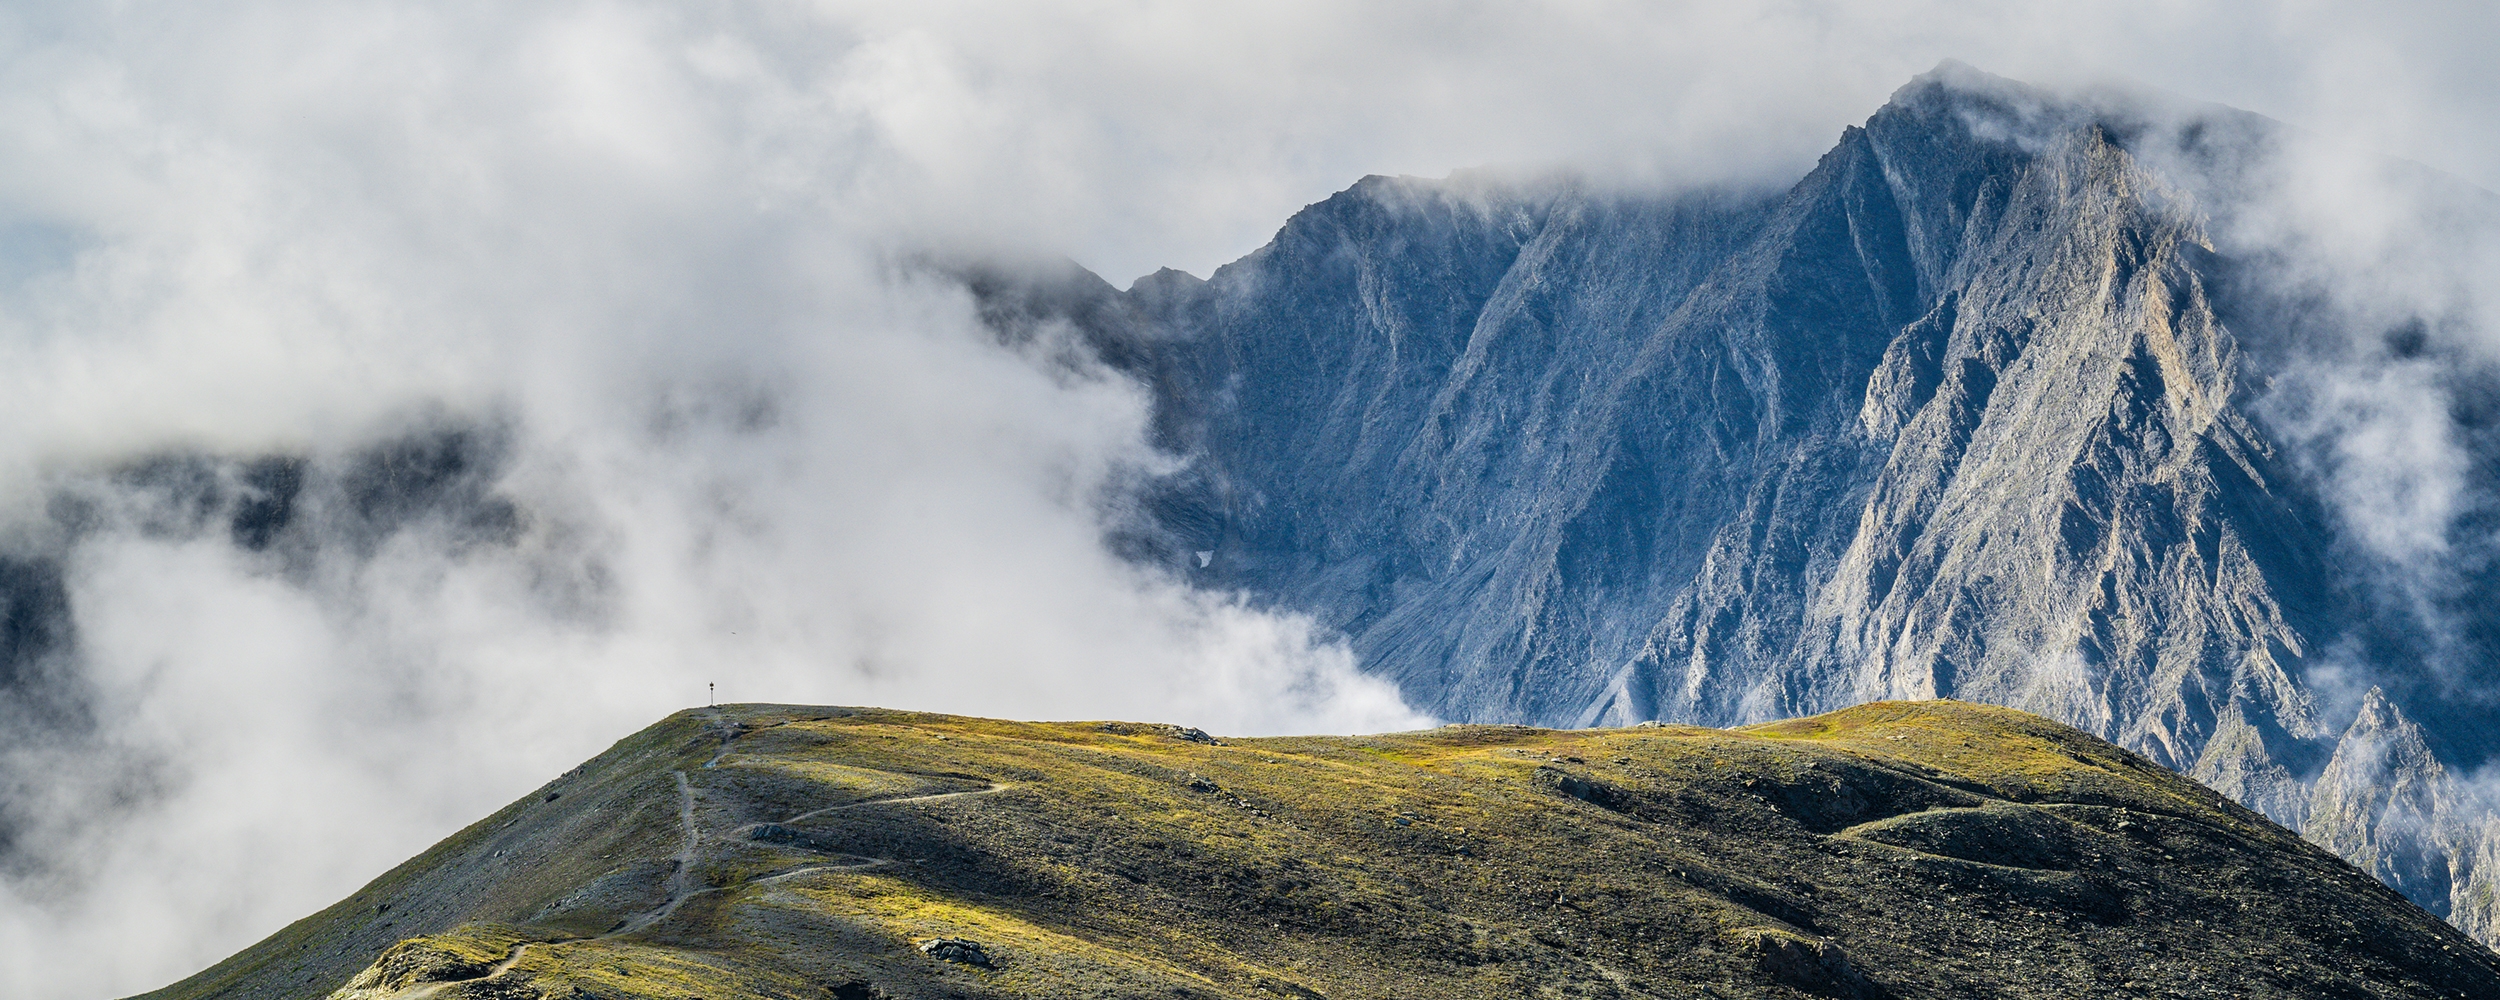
[140, 701, 2500, 999]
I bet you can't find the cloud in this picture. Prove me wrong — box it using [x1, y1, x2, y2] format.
[2151, 107, 2500, 700]
[0, 2, 2494, 998]
[0, 4, 1454, 995]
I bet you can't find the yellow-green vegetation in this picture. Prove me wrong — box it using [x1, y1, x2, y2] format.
[138, 701, 2500, 1000]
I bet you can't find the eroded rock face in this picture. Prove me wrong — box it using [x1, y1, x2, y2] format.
[974, 64, 2500, 940]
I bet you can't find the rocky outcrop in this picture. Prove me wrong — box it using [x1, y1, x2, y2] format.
[2308, 691, 2452, 909]
[976, 64, 2500, 940]
[2299, 688, 2500, 944]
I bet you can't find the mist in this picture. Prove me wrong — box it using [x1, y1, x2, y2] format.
[1, 2, 2499, 997]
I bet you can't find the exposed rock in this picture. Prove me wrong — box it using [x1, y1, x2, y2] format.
[2306, 688, 2479, 921]
[1097, 722, 1224, 745]
[917, 937, 993, 968]
[969, 63, 2500, 942]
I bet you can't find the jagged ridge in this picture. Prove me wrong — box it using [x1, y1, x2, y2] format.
[969, 64, 2500, 942]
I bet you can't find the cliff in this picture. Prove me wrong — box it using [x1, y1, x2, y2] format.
[970, 63, 2500, 938]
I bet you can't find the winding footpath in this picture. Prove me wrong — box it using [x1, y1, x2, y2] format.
[371, 717, 1008, 999]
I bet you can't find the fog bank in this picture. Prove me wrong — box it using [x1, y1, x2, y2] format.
[1, 3, 2498, 997]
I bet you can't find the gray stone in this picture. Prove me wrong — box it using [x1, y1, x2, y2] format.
[964, 63, 2500, 943]
[917, 937, 992, 968]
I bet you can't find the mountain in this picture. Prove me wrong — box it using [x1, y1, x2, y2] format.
[138, 702, 2500, 999]
[965, 62, 2500, 941]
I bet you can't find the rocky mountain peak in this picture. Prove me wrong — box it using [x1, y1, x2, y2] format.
[2308, 687, 2464, 916]
[979, 66, 2500, 946]
[2345, 687, 2431, 749]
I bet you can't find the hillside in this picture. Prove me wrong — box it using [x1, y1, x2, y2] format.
[140, 701, 2498, 1000]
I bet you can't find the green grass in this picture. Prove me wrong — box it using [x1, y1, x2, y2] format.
[136, 701, 2500, 1000]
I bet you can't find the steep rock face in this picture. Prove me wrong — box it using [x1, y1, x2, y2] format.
[980, 65, 2500, 937]
[2308, 689, 2453, 914]
[1111, 70, 2342, 758]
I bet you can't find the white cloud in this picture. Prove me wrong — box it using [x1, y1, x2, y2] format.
[0, 2, 2495, 997]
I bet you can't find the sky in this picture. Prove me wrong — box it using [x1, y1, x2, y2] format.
[0, 2, 2498, 996]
